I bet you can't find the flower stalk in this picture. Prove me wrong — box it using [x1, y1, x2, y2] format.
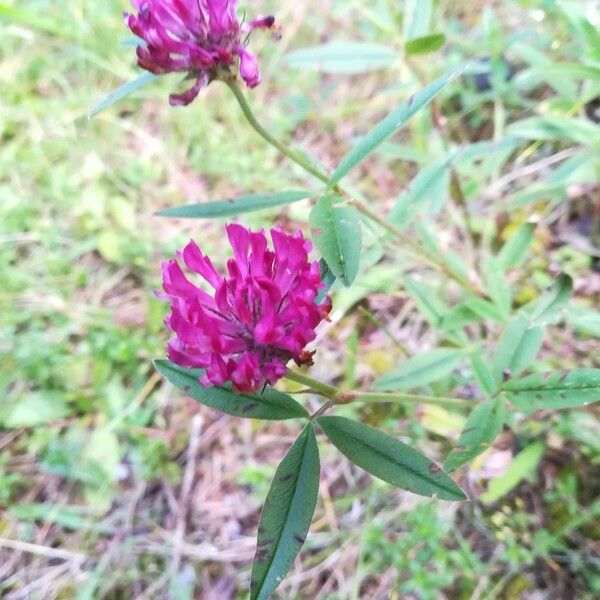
[224, 80, 330, 183]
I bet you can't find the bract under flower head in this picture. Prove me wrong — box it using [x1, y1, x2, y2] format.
[161, 224, 331, 393]
[125, 0, 275, 105]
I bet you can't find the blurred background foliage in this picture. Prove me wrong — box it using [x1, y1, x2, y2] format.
[1, 0, 600, 598]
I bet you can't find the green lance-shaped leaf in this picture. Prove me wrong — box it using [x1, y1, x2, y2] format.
[250, 423, 320, 600]
[502, 369, 600, 412]
[316, 258, 336, 304]
[479, 441, 545, 504]
[403, 275, 447, 326]
[403, 0, 432, 40]
[154, 360, 308, 420]
[328, 70, 459, 185]
[526, 273, 573, 326]
[492, 275, 572, 385]
[405, 33, 446, 55]
[317, 416, 466, 501]
[492, 314, 543, 384]
[89, 72, 158, 117]
[309, 195, 362, 287]
[470, 354, 499, 396]
[155, 190, 313, 219]
[444, 398, 506, 472]
[390, 159, 450, 227]
[0, 5, 87, 39]
[496, 222, 535, 271]
[565, 303, 600, 338]
[283, 42, 398, 74]
[483, 257, 512, 319]
[375, 348, 464, 391]
[507, 116, 599, 146]
[533, 63, 600, 81]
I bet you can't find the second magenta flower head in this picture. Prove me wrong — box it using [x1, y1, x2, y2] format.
[125, 0, 275, 105]
[161, 225, 331, 393]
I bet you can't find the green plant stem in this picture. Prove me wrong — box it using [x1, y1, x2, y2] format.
[226, 79, 485, 297]
[284, 370, 471, 409]
[284, 369, 338, 399]
[224, 80, 329, 184]
[309, 400, 334, 419]
[346, 198, 483, 296]
[350, 391, 472, 408]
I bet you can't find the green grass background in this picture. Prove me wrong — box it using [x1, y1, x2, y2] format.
[1, 0, 600, 598]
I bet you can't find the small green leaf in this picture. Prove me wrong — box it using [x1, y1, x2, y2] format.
[317, 416, 465, 500]
[0, 5, 74, 37]
[390, 159, 450, 227]
[155, 190, 313, 219]
[283, 42, 398, 73]
[497, 223, 535, 271]
[462, 297, 503, 322]
[10, 503, 112, 534]
[403, 276, 467, 346]
[565, 304, 600, 338]
[250, 423, 320, 600]
[1, 392, 70, 428]
[375, 348, 463, 391]
[154, 360, 308, 420]
[479, 441, 545, 504]
[416, 223, 470, 283]
[439, 304, 478, 332]
[405, 33, 446, 55]
[89, 72, 158, 117]
[492, 314, 543, 384]
[328, 70, 459, 185]
[403, 275, 447, 326]
[507, 116, 599, 146]
[503, 369, 600, 412]
[484, 257, 512, 319]
[444, 398, 506, 472]
[316, 258, 336, 304]
[470, 354, 499, 396]
[403, 0, 432, 40]
[526, 273, 573, 326]
[533, 63, 600, 81]
[309, 195, 362, 286]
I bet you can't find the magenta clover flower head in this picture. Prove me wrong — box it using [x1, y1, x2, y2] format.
[161, 224, 332, 393]
[125, 1, 275, 106]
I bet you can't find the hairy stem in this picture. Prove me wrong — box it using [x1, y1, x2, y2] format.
[284, 369, 338, 399]
[284, 370, 471, 409]
[350, 391, 472, 408]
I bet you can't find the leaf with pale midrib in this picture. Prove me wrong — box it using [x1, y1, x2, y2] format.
[155, 190, 313, 219]
[444, 398, 506, 472]
[154, 360, 308, 420]
[317, 416, 466, 501]
[250, 423, 320, 600]
[502, 369, 600, 412]
[309, 195, 362, 287]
